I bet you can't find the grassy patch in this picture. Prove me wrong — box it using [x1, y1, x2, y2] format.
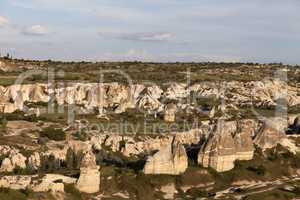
[40, 126, 66, 141]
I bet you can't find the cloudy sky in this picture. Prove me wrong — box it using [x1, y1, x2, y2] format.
[0, 0, 299, 63]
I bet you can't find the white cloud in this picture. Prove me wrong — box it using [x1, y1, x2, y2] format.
[22, 25, 48, 36]
[99, 31, 174, 42]
[0, 16, 9, 27]
[99, 49, 154, 61]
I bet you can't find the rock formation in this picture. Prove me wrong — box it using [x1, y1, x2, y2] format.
[234, 119, 256, 160]
[76, 151, 100, 193]
[0, 174, 76, 192]
[0, 175, 32, 190]
[0, 149, 27, 173]
[198, 120, 255, 172]
[31, 174, 76, 193]
[254, 117, 287, 150]
[0, 80, 299, 115]
[164, 103, 177, 122]
[28, 152, 41, 171]
[0, 158, 14, 172]
[143, 140, 188, 175]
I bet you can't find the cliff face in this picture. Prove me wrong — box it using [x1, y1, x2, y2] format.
[197, 117, 298, 172]
[198, 120, 239, 172]
[254, 117, 287, 150]
[143, 140, 188, 175]
[0, 80, 299, 115]
[198, 119, 257, 172]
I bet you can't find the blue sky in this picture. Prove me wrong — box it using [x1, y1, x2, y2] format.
[0, 0, 299, 64]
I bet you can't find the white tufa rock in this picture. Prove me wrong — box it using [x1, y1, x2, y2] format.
[143, 140, 188, 175]
[76, 151, 100, 193]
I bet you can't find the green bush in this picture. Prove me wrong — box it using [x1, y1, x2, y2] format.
[64, 184, 82, 200]
[0, 188, 28, 200]
[40, 126, 66, 141]
[247, 165, 266, 176]
[0, 117, 7, 129]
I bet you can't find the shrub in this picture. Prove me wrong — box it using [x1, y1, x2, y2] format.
[0, 117, 7, 129]
[64, 184, 82, 200]
[247, 165, 266, 176]
[73, 131, 89, 142]
[65, 148, 84, 170]
[0, 188, 27, 200]
[40, 126, 66, 141]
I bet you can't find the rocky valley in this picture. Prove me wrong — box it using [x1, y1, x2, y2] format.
[0, 58, 300, 199]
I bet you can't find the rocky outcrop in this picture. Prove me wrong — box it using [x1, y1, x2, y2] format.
[0, 158, 14, 173]
[31, 174, 76, 193]
[91, 128, 203, 158]
[143, 140, 188, 175]
[160, 183, 178, 200]
[0, 175, 32, 190]
[76, 151, 100, 193]
[198, 120, 255, 172]
[164, 103, 177, 122]
[234, 119, 256, 160]
[254, 117, 287, 150]
[1, 79, 299, 115]
[28, 152, 41, 171]
[0, 149, 27, 173]
[198, 121, 237, 172]
[0, 174, 76, 192]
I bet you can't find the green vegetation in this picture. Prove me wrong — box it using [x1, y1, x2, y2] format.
[100, 166, 171, 200]
[65, 148, 84, 170]
[246, 165, 266, 176]
[73, 131, 90, 142]
[0, 57, 298, 85]
[2, 111, 38, 122]
[203, 146, 300, 192]
[0, 188, 35, 200]
[40, 126, 66, 141]
[64, 184, 83, 200]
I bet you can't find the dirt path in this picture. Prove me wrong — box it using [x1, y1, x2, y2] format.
[214, 176, 300, 199]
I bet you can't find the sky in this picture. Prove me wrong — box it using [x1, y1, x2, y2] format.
[0, 0, 299, 64]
